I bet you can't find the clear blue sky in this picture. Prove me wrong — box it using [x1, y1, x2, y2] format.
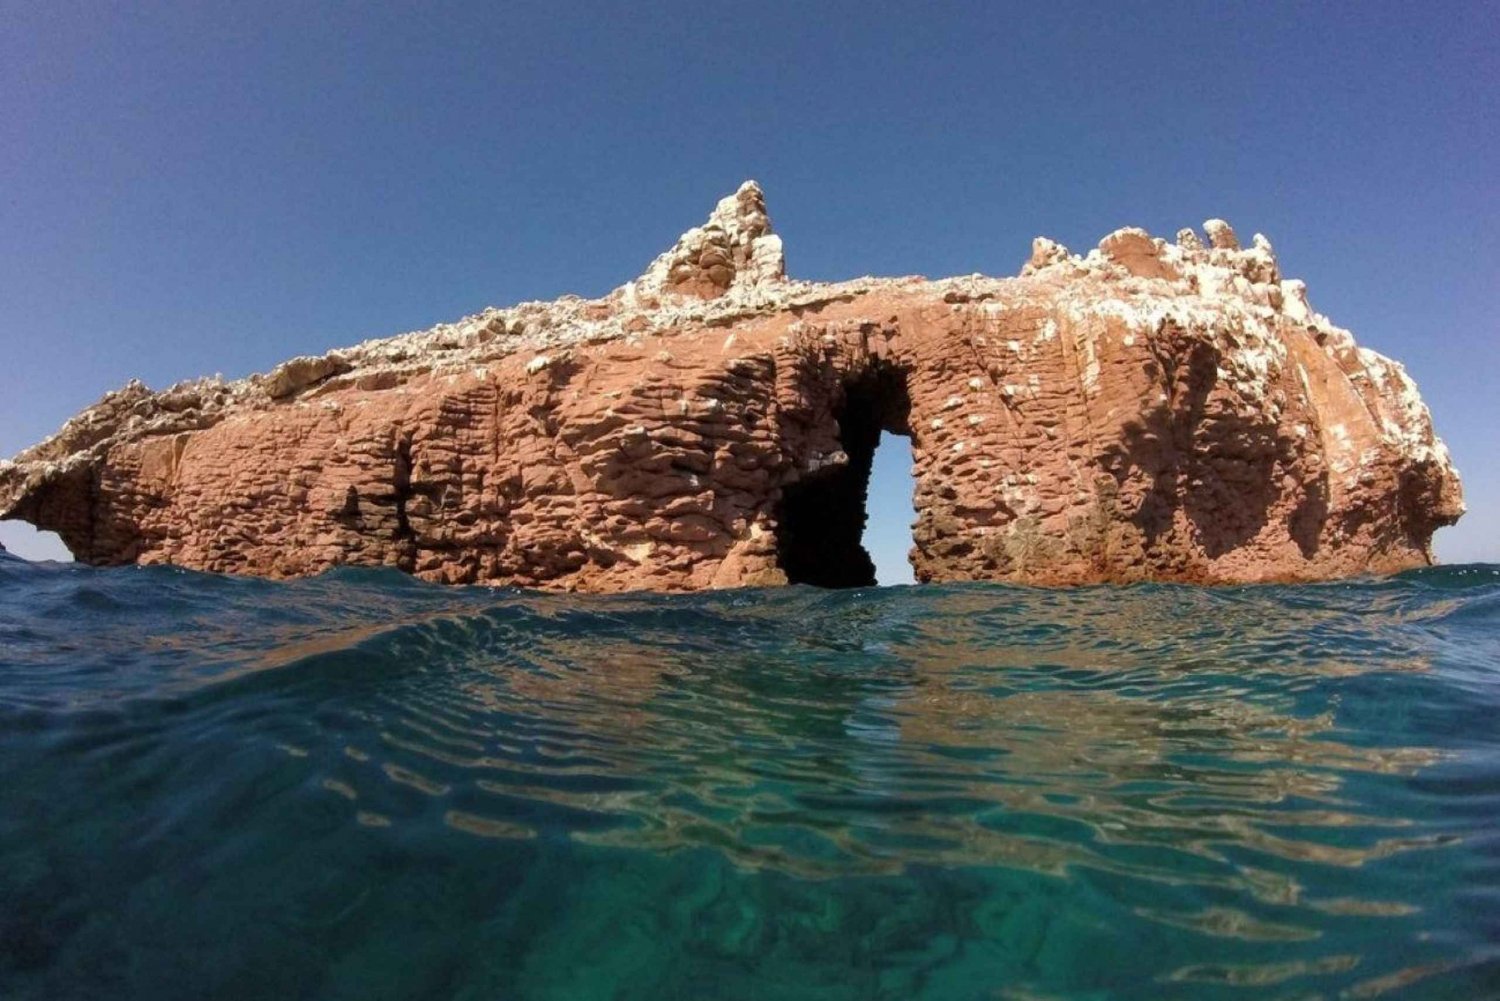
[1, 1, 1494, 580]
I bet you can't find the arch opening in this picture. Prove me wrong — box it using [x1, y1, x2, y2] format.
[864, 432, 918, 585]
[0, 522, 74, 562]
[776, 364, 913, 588]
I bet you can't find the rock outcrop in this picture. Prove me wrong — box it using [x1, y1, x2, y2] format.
[0, 182, 1463, 590]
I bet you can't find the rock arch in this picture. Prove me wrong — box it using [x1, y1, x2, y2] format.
[0, 183, 1464, 590]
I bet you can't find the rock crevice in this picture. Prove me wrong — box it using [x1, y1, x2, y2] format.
[0, 183, 1463, 589]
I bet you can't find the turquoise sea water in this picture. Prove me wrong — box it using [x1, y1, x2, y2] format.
[1, 552, 1498, 1000]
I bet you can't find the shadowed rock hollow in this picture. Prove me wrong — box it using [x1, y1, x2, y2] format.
[0, 183, 1464, 590]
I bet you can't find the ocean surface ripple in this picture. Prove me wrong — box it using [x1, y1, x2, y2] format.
[2, 552, 1499, 999]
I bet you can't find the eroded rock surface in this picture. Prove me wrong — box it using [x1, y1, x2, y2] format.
[0, 182, 1463, 590]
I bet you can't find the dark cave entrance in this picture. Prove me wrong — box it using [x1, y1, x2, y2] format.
[776, 364, 913, 588]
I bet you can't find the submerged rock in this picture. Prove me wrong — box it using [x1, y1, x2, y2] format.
[0, 184, 1463, 590]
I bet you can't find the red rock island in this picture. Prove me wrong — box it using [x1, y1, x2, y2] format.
[0, 183, 1464, 590]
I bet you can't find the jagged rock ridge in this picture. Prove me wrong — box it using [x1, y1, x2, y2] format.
[0, 182, 1463, 590]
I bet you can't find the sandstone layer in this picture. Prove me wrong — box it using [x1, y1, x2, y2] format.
[0, 183, 1463, 590]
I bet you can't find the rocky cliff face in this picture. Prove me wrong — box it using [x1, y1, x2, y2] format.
[0, 183, 1463, 590]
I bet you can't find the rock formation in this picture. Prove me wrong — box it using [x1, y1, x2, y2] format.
[0, 182, 1463, 590]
